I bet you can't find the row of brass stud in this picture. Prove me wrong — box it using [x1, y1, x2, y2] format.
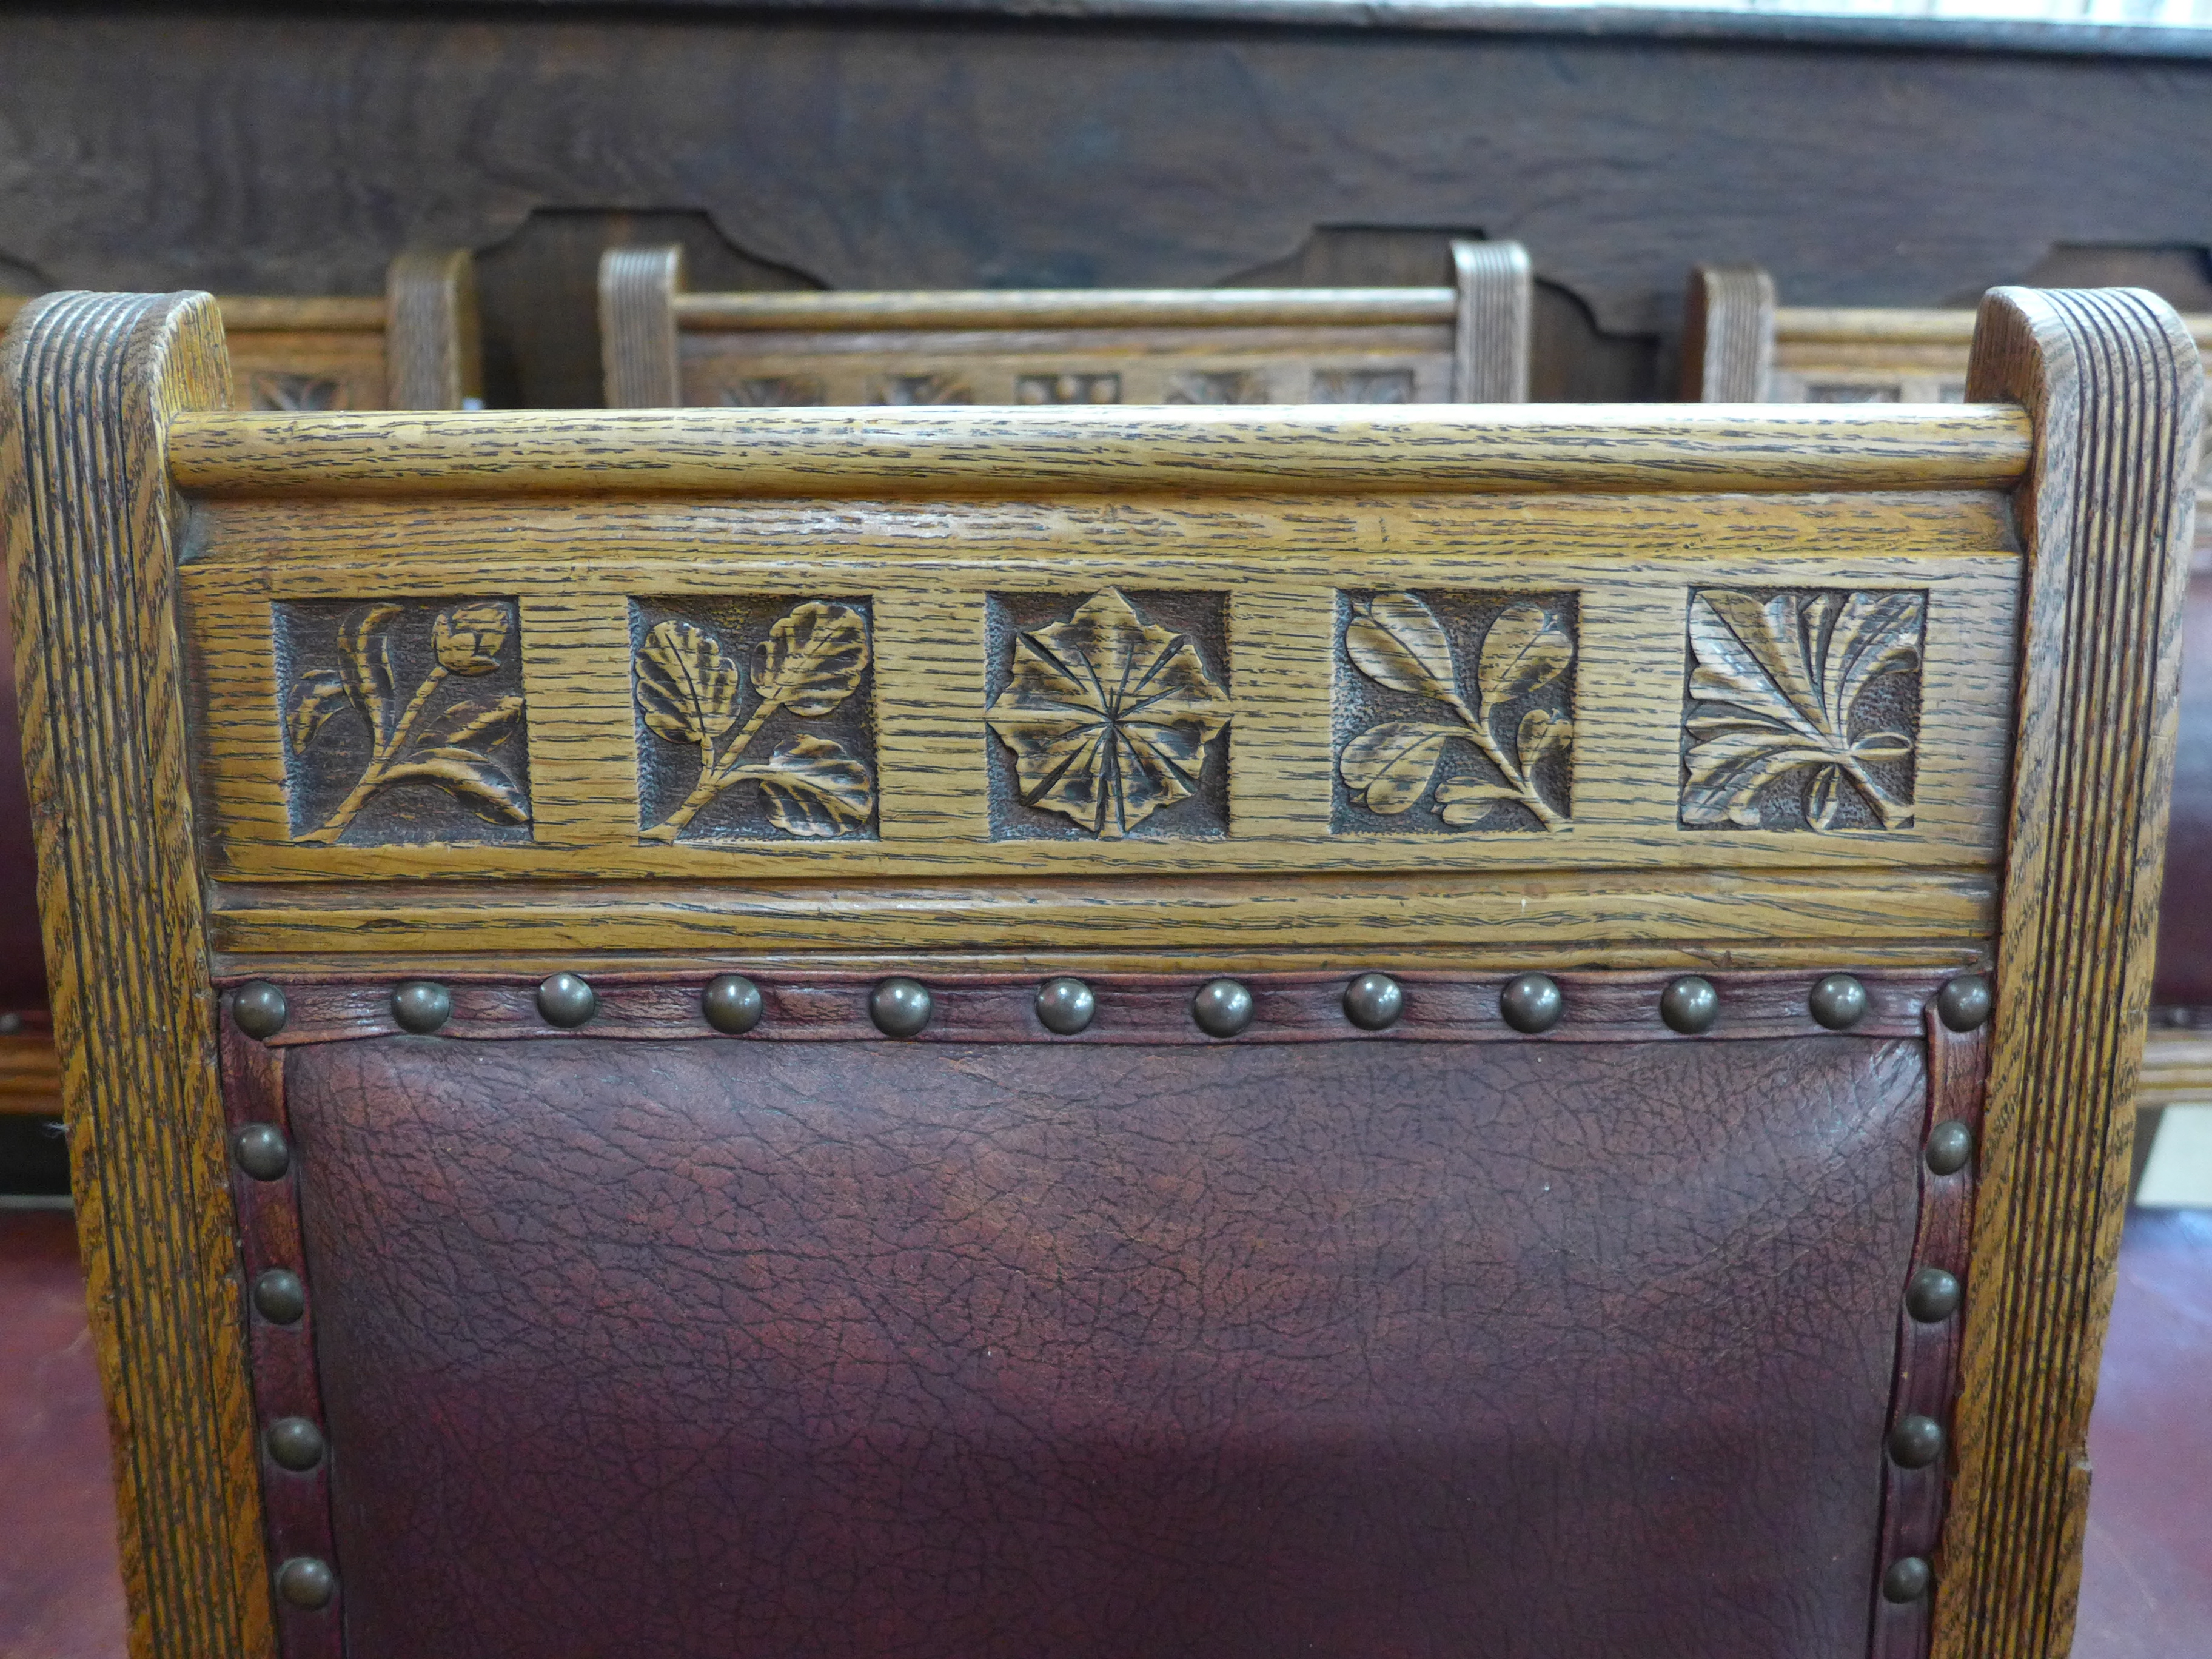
[230, 971, 1996, 1042]
[1871, 1106, 1979, 1614]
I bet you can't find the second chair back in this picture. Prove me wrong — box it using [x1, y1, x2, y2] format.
[601, 241, 1532, 409]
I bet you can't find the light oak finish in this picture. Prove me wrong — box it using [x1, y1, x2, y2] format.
[2136, 1022, 2212, 1106]
[0, 1027, 61, 1112]
[4, 283, 2199, 1659]
[600, 240, 1532, 410]
[0, 250, 481, 412]
[2, 293, 272, 1659]
[1682, 267, 2212, 406]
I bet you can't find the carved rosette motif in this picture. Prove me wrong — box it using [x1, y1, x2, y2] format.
[631, 598, 877, 842]
[1680, 587, 1925, 833]
[279, 598, 531, 845]
[985, 588, 1233, 840]
[1333, 591, 1576, 834]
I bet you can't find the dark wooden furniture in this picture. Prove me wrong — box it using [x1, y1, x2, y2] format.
[600, 240, 1532, 407]
[11, 5, 2212, 406]
[2, 283, 2197, 1659]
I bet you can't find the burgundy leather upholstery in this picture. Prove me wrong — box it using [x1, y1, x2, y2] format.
[287, 1033, 1926, 1659]
[2154, 572, 2212, 1006]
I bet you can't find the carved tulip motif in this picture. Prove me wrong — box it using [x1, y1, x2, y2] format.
[635, 601, 875, 840]
[1337, 592, 1574, 831]
[286, 600, 528, 844]
[1681, 588, 1922, 832]
[985, 589, 1233, 839]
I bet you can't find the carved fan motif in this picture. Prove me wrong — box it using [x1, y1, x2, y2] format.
[985, 589, 1232, 839]
[1680, 588, 1923, 832]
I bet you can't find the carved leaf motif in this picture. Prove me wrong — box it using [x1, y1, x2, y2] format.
[752, 602, 870, 718]
[1344, 593, 1458, 703]
[984, 588, 1233, 839]
[1338, 592, 1575, 832]
[338, 604, 401, 749]
[419, 695, 524, 752]
[743, 734, 876, 838]
[1517, 708, 1572, 775]
[374, 748, 531, 825]
[637, 620, 742, 745]
[288, 668, 350, 753]
[1478, 602, 1572, 716]
[1434, 776, 1520, 827]
[1339, 720, 1458, 815]
[1682, 589, 1922, 831]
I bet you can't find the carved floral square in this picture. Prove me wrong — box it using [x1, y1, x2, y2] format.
[984, 588, 1232, 840]
[630, 597, 876, 842]
[1681, 588, 1924, 833]
[1333, 591, 1575, 834]
[278, 598, 530, 846]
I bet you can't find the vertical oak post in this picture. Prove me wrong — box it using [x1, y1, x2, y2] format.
[1681, 263, 1775, 402]
[600, 244, 684, 407]
[1939, 286, 2202, 1659]
[1450, 238, 1532, 403]
[0, 292, 273, 1659]
[384, 246, 483, 411]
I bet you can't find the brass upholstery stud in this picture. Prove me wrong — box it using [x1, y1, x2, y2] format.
[1035, 977, 1096, 1036]
[276, 1557, 337, 1611]
[390, 980, 451, 1034]
[233, 981, 288, 1039]
[1925, 1120, 1974, 1177]
[1887, 1415, 1945, 1469]
[1500, 973, 1563, 1034]
[871, 977, 933, 1037]
[232, 1124, 291, 1182]
[1808, 973, 1869, 1030]
[1660, 976, 1719, 1034]
[1937, 972, 1993, 1032]
[1342, 973, 1404, 1031]
[536, 973, 597, 1028]
[265, 1417, 326, 1472]
[253, 1269, 306, 1326]
[1880, 1557, 1932, 1604]
[1192, 979, 1253, 1038]
[1906, 1266, 1962, 1323]
[703, 974, 764, 1034]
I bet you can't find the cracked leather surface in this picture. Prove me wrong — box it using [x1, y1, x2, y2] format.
[287, 1034, 1926, 1659]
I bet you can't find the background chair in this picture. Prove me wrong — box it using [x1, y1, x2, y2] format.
[600, 239, 1533, 408]
[0, 248, 483, 1123]
[1, 283, 2196, 1659]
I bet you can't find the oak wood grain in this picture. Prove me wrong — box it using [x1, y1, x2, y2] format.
[163, 404, 2034, 497]
[1, 292, 273, 1659]
[1936, 287, 2203, 1659]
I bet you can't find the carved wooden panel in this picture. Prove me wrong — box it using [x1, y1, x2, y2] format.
[630, 596, 877, 843]
[984, 588, 1232, 841]
[1680, 588, 1925, 834]
[1333, 591, 1576, 836]
[680, 332, 1456, 409]
[275, 597, 530, 846]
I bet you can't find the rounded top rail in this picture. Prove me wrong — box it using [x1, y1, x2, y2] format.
[1779, 305, 2212, 350]
[672, 287, 1462, 332]
[164, 403, 2034, 498]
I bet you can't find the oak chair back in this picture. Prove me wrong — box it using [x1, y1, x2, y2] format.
[600, 240, 1532, 409]
[2, 285, 2197, 1659]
